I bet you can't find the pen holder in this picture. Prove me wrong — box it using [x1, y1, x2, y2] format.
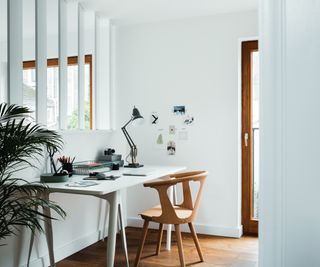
[62, 163, 73, 177]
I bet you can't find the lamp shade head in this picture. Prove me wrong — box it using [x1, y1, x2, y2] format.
[132, 106, 143, 121]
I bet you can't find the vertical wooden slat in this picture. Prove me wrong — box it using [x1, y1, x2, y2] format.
[59, 0, 68, 129]
[0, 0, 8, 103]
[35, 0, 47, 125]
[0, 63, 8, 103]
[78, 4, 85, 129]
[89, 11, 95, 130]
[7, 0, 23, 105]
[94, 15, 99, 129]
[110, 24, 116, 130]
[95, 16, 111, 130]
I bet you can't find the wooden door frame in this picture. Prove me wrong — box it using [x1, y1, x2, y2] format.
[241, 40, 258, 235]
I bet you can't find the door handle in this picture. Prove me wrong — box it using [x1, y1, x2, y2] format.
[244, 132, 249, 147]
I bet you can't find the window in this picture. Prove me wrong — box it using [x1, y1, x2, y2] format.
[23, 55, 93, 130]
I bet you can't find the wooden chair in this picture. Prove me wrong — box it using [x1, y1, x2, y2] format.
[134, 171, 208, 267]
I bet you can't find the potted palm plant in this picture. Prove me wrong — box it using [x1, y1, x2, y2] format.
[0, 103, 66, 243]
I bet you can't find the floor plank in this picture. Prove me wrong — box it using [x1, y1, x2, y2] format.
[56, 227, 258, 267]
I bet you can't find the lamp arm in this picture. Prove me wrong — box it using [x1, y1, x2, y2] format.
[122, 118, 133, 129]
[122, 127, 138, 164]
[121, 115, 142, 166]
[121, 127, 136, 149]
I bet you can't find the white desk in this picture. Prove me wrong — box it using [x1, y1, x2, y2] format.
[38, 165, 185, 267]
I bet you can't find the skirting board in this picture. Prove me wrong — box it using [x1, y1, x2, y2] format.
[127, 217, 243, 238]
[20, 227, 108, 267]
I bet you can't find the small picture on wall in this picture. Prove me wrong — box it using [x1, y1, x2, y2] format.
[184, 115, 194, 125]
[178, 130, 188, 140]
[167, 141, 176, 155]
[173, 106, 186, 115]
[169, 125, 176, 135]
[151, 112, 159, 125]
[156, 133, 164, 145]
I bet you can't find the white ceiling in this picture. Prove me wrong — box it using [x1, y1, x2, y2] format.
[80, 0, 258, 24]
[0, 0, 258, 42]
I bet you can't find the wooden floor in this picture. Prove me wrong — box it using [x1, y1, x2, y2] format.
[57, 227, 258, 267]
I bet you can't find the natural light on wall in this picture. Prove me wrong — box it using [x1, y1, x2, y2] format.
[1, 0, 111, 131]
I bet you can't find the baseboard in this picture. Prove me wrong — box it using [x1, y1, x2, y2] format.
[127, 217, 243, 238]
[20, 227, 109, 267]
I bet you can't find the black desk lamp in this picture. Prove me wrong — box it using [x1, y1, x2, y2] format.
[122, 106, 144, 168]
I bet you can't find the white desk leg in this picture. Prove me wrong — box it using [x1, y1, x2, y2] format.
[105, 191, 119, 267]
[43, 192, 55, 267]
[27, 232, 34, 267]
[118, 203, 130, 267]
[27, 205, 38, 267]
[102, 200, 108, 241]
[166, 185, 178, 251]
[166, 186, 174, 251]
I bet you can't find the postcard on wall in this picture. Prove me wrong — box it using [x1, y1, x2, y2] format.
[184, 115, 194, 126]
[178, 130, 188, 141]
[169, 125, 176, 135]
[151, 112, 159, 125]
[156, 133, 164, 145]
[173, 105, 186, 115]
[167, 141, 176, 156]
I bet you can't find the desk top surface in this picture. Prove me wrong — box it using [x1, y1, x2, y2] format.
[40, 165, 186, 196]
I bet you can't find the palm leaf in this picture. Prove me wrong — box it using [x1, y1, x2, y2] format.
[0, 103, 66, 243]
[0, 107, 63, 176]
[0, 103, 31, 124]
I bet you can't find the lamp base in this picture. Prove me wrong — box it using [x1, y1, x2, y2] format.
[124, 163, 144, 168]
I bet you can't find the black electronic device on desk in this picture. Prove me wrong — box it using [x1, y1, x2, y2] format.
[84, 172, 121, 181]
[98, 148, 123, 170]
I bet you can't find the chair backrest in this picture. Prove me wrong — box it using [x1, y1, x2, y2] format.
[144, 171, 208, 224]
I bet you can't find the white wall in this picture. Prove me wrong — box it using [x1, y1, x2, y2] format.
[259, 0, 320, 266]
[114, 10, 258, 237]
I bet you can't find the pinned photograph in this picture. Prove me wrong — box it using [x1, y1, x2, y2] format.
[184, 115, 194, 125]
[151, 112, 159, 125]
[156, 134, 164, 145]
[173, 105, 186, 115]
[169, 125, 176, 135]
[167, 141, 176, 155]
[178, 130, 188, 141]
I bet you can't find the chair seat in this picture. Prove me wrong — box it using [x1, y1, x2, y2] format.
[140, 205, 193, 222]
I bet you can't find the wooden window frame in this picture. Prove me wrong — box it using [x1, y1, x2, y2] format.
[23, 55, 93, 129]
[241, 40, 259, 235]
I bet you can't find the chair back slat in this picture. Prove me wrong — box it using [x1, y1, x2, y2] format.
[181, 181, 193, 209]
[154, 184, 181, 222]
[144, 171, 208, 224]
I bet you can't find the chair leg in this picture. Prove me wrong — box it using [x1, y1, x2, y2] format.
[188, 222, 204, 262]
[175, 224, 185, 267]
[156, 223, 164, 255]
[134, 220, 150, 267]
